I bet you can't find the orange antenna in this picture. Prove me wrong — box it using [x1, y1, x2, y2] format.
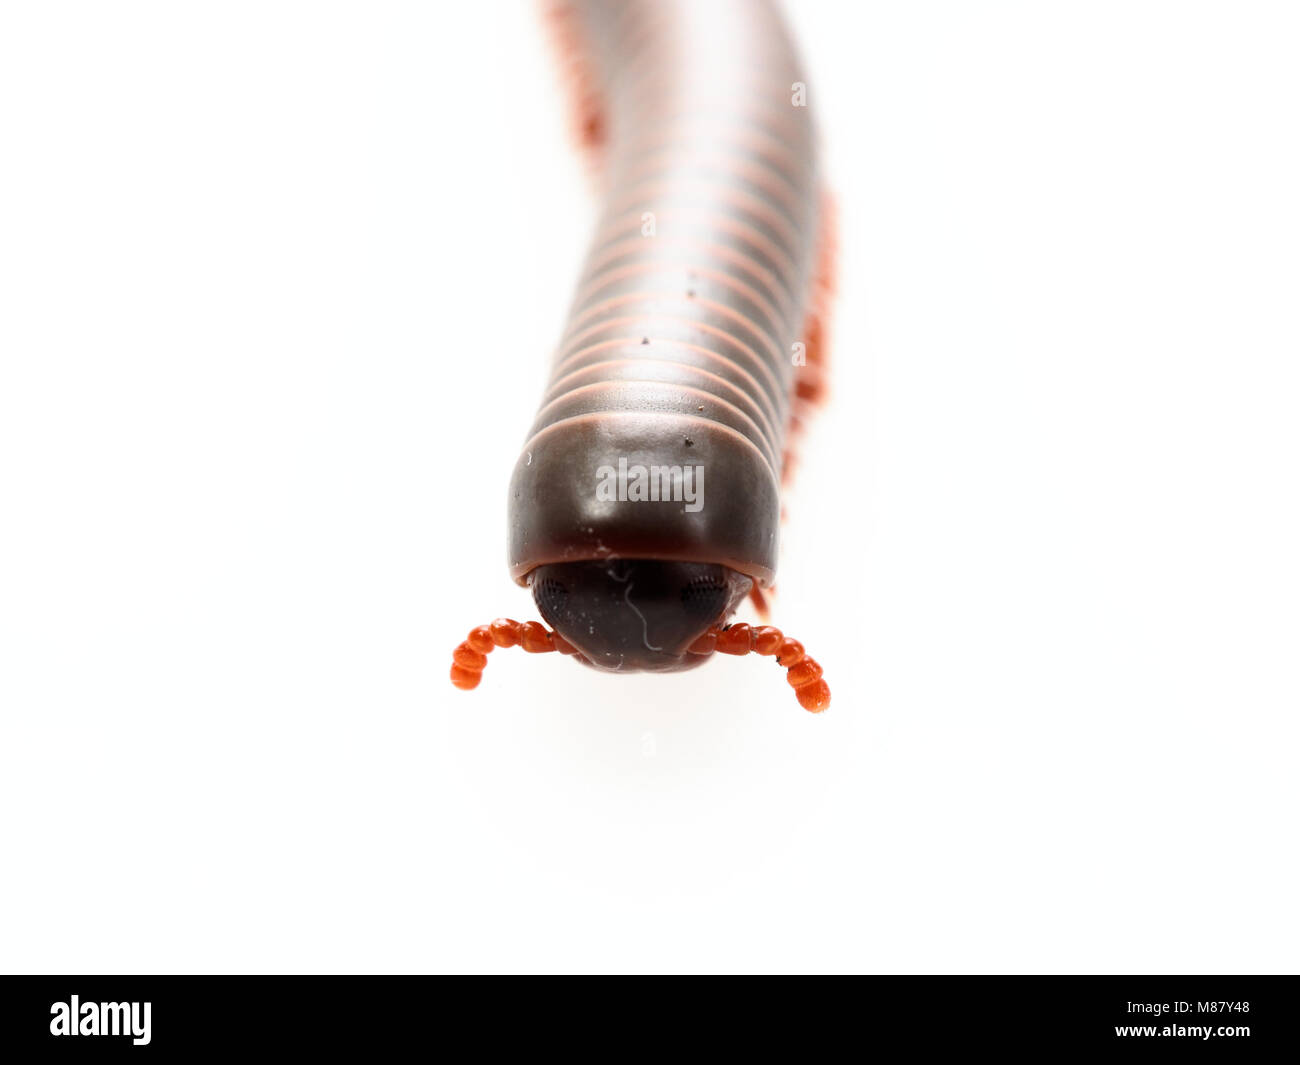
[688, 623, 831, 713]
[449, 618, 579, 691]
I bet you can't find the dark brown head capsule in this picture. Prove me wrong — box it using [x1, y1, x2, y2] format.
[528, 559, 753, 673]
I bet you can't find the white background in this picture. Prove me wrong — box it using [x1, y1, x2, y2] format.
[2, 1, 1296, 974]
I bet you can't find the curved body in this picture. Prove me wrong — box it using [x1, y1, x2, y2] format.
[508, 0, 825, 592]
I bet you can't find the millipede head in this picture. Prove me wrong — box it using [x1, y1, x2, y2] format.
[449, 609, 831, 713]
[528, 559, 753, 673]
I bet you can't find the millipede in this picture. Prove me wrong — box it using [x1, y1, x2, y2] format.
[451, 0, 835, 713]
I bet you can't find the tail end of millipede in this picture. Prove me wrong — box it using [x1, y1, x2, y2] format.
[539, 0, 607, 167]
[688, 622, 831, 714]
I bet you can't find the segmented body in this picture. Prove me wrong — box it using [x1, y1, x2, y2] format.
[510, 0, 830, 588]
[452, 0, 833, 712]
